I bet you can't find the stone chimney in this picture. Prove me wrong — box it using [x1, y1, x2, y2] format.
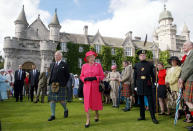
[84, 25, 88, 36]
[125, 31, 132, 40]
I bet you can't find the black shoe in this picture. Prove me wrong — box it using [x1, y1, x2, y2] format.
[158, 112, 165, 115]
[138, 117, 146, 121]
[152, 119, 159, 124]
[185, 126, 193, 130]
[95, 118, 99, 122]
[85, 121, 90, 128]
[34, 99, 39, 103]
[64, 110, 68, 118]
[48, 116, 55, 121]
[122, 108, 130, 112]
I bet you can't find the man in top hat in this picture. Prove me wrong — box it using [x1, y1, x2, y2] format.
[133, 50, 158, 124]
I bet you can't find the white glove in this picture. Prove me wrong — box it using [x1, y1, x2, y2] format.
[134, 87, 137, 91]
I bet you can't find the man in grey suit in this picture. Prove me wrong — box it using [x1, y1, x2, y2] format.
[66, 73, 74, 102]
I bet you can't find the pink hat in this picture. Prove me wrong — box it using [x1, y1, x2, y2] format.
[111, 65, 117, 70]
[7, 69, 13, 72]
[84, 51, 98, 62]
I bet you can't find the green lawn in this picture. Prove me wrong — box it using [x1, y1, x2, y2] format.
[0, 97, 191, 131]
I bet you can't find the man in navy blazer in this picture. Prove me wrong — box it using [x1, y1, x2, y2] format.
[29, 65, 40, 102]
[14, 65, 26, 102]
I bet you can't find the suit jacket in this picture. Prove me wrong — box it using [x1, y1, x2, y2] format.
[120, 65, 132, 85]
[14, 70, 26, 82]
[49, 61, 70, 87]
[165, 66, 181, 92]
[29, 69, 40, 86]
[180, 50, 193, 82]
[38, 72, 48, 88]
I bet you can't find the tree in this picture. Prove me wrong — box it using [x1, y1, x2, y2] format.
[159, 50, 170, 66]
[114, 48, 124, 71]
[101, 46, 112, 71]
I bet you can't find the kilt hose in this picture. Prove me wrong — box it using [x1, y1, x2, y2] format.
[121, 84, 132, 97]
[48, 86, 66, 102]
[183, 81, 193, 103]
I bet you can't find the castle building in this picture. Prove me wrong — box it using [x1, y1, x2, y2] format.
[153, 5, 190, 57]
[3, 5, 188, 72]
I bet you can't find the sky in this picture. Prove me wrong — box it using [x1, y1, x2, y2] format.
[0, 0, 193, 53]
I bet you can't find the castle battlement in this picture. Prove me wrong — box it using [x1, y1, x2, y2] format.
[4, 36, 19, 49]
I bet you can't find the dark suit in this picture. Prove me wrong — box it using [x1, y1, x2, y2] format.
[48, 60, 70, 102]
[29, 69, 40, 102]
[133, 60, 156, 120]
[14, 69, 26, 102]
[49, 61, 69, 87]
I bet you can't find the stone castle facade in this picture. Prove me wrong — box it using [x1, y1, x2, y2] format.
[3, 5, 189, 72]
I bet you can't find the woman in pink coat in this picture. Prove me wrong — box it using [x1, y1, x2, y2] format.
[80, 50, 104, 128]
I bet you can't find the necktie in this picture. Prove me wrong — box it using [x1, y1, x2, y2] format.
[20, 70, 22, 80]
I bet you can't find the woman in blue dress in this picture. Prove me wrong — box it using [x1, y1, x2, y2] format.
[0, 69, 9, 100]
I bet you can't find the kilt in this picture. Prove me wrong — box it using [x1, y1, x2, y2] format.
[183, 81, 193, 103]
[48, 86, 66, 102]
[121, 84, 132, 97]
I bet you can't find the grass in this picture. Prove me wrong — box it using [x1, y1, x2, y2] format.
[0, 97, 192, 131]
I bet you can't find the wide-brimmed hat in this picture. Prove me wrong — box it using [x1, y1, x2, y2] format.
[168, 56, 181, 66]
[84, 51, 98, 62]
[111, 65, 117, 70]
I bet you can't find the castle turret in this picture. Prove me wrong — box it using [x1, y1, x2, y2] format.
[3, 37, 19, 70]
[181, 23, 190, 40]
[14, 5, 28, 38]
[39, 41, 57, 72]
[156, 4, 176, 51]
[48, 9, 61, 41]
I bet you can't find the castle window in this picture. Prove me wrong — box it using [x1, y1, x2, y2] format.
[78, 58, 82, 68]
[79, 46, 83, 53]
[124, 47, 132, 56]
[112, 60, 116, 65]
[61, 43, 67, 52]
[95, 45, 101, 54]
[95, 59, 100, 63]
[111, 48, 115, 55]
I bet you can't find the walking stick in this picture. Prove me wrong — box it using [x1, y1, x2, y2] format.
[155, 47, 159, 116]
[117, 82, 122, 110]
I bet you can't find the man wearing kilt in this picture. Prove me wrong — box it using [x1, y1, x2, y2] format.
[119, 61, 133, 112]
[178, 41, 193, 129]
[133, 50, 158, 124]
[48, 51, 70, 121]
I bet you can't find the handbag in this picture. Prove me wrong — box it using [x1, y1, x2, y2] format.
[99, 79, 104, 92]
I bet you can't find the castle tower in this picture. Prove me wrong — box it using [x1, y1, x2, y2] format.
[3, 37, 19, 71]
[14, 5, 29, 38]
[48, 9, 61, 41]
[156, 5, 176, 51]
[181, 23, 190, 41]
[39, 41, 57, 72]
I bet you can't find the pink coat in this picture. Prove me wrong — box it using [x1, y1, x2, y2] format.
[80, 63, 104, 112]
